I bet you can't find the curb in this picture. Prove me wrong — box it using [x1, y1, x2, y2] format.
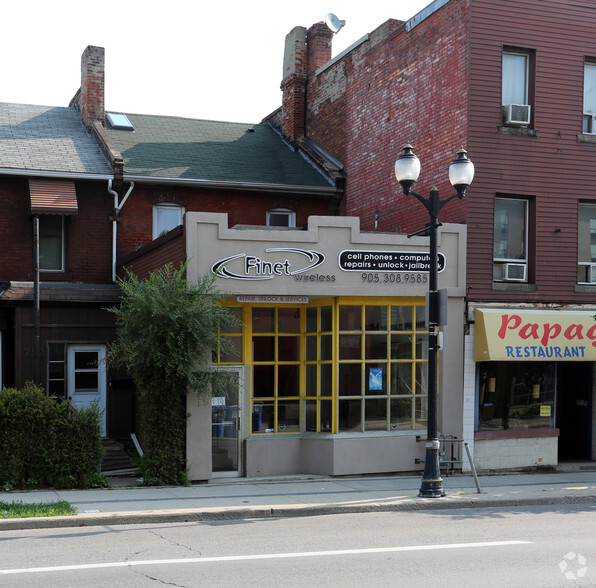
[1, 494, 595, 531]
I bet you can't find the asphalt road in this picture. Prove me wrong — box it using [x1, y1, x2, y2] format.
[1, 503, 595, 587]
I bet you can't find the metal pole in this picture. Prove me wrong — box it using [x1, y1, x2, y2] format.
[32, 215, 41, 386]
[419, 188, 445, 498]
[464, 442, 483, 494]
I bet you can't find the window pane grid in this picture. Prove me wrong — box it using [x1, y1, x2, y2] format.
[304, 305, 333, 433]
[338, 303, 427, 432]
[247, 301, 426, 434]
[251, 307, 303, 433]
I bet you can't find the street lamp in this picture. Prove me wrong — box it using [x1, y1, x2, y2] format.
[394, 144, 474, 498]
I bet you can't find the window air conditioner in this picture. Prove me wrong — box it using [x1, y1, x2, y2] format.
[501, 263, 527, 282]
[583, 114, 596, 134]
[588, 264, 596, 283]
[503, 104, 531, 126]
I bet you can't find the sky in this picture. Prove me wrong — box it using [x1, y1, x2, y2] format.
[2, 0, 432, 124]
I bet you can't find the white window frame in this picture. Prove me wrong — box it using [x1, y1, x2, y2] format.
[493, 197, 529, 282]
[502, 51, 529, 107]
[583, 62, 596, 134]
[266, 208, 296, 228]
[578, 203, 596, 283]
[153, 203, 185, 239]
[39, 215, 65, 272]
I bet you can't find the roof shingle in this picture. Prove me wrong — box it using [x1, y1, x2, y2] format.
[0, 103, 112, 176]
[104, 113, 333, 188]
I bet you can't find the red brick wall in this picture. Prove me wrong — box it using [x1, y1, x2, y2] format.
[119, 229, 186, 280]
[0, 177, 113, 283]
[116, 184, 332, 257]
[304, 3, 470, 233]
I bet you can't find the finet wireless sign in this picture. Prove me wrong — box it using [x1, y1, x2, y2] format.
[339, 250, 446, 273]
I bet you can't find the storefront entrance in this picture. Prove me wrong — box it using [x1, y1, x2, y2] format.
[557, 362, 593, 460]
[211, 367, 243, 476]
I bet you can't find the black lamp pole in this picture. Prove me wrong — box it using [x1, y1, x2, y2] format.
[395, 144, 474, 498]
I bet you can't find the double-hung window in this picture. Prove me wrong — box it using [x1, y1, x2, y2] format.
[39, 215, 65, 272]
[502, 49, 533, 126]
[153, 203, 185, 239]
[583, 61, 596, 134]
[493, 197, 528, 282]
[578, 203, 596, 283]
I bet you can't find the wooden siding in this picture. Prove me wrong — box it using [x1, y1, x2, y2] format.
[468, 0, 596, 303]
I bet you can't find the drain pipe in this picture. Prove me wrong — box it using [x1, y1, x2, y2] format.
[32, 214, 41, 385]
[107, 179, 134, 282]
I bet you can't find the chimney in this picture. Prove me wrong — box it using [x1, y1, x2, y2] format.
[280, 27, 308, 141]
[306, 22, 333, 77]
[71, 46, 105, 129]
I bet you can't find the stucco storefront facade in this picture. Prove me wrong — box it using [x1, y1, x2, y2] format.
[185, 213, 467, 480]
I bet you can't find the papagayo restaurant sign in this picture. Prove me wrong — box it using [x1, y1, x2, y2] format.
[474, 309, 596, 361]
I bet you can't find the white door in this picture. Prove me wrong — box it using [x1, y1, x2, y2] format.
[211, 367, 243, 477]
[67, 345, 107, 436]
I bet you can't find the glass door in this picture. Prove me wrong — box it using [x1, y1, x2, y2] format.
[211, 367, 243, 476]
[67, 345, 107, 436]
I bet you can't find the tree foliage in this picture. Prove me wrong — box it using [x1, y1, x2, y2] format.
[107, 262, 237, 485]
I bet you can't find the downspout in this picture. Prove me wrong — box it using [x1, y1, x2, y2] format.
[32, 215, 41, 385]
[108, 179, 134, 282]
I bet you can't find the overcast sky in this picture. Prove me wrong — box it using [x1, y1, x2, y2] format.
[2, 0, 432, 124]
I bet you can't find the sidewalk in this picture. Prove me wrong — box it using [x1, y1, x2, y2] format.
[1, 469, 595, 531]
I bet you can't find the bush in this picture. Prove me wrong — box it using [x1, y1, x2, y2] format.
[0, 382, 107, 490]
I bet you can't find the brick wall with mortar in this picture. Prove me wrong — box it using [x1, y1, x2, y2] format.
[116, 185, 332, 257]
[0, 177, 113, 283]
[278, 1, 470, 233]
[76, 45, 105, 128]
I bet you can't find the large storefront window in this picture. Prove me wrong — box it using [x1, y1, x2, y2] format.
[216, 299, 428, 435]
[478, 361, 555, 431]
[214, 306, 243, 363]
[338, 302, 428, 432]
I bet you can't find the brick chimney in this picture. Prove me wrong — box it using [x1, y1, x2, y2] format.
[279, 27, 308, 141]
[278, 23, 334, 142]
[70, 46, 105, 129]
[306, 22, 333, 78]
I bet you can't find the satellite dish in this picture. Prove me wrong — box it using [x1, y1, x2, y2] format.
[325, 13, 345, 34]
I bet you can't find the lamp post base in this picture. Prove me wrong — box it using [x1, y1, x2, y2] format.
[418, 479, 446, 498]
[418, 445, 446, 498]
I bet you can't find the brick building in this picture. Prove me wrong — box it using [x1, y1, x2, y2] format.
[0, 101, 121, 438]
[0, 45, 343, 475]
[269, 0, 596, 470]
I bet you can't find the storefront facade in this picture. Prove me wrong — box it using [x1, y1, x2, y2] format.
[464, 306, 596, 471]
[184, 213, 466, 480]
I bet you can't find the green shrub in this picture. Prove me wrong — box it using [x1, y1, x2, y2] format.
[107, 263, 237, 486]
[0, 382, 106, 489]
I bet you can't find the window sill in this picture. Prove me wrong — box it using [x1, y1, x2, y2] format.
[40, 272, 70, 281]
[577, 134, 596, 144]
[492, 282, 537, 291]
[575, 284, 596, 292]
[497, 126, 539, 138]
[475, 428, 559, 440]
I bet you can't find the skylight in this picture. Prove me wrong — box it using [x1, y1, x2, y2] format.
[106, 113, 134, 131]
